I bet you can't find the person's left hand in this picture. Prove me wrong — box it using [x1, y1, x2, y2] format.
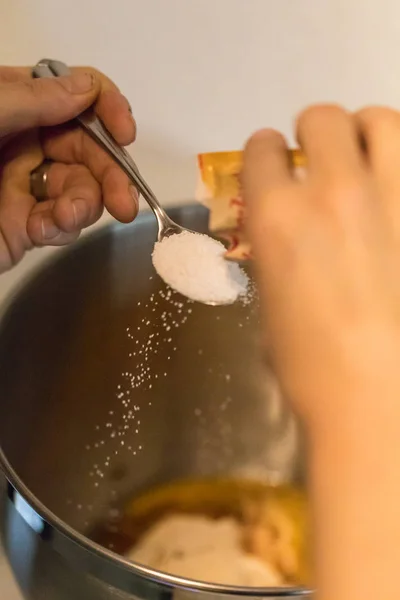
[0, 65, 138, 273]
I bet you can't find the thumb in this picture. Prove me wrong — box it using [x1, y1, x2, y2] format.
[0, 72, 99, 137]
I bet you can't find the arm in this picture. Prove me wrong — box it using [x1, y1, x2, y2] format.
[310, 381, 400, 600]
[243, 105, 400, 599]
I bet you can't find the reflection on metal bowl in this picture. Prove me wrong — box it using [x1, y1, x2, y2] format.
[0, 204, 311, 599]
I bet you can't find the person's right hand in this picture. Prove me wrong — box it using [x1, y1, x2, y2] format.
[243, 106, 400, 428]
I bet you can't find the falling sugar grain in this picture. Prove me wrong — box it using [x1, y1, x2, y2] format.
[83, 283, 195, 497]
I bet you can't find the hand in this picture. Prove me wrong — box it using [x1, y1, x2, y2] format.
[243, 106, 400, 428]
[243, 106, 400, 600]
[0, 66, 138, 273]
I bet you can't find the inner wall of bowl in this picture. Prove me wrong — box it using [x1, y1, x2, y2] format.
[0, 205, 303, 540]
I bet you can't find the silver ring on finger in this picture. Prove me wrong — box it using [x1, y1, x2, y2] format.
[30, 160, 53, 202]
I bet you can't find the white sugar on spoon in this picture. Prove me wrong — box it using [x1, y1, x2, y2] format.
[31, 63, 248, 306]
[152, 231, 249, 306]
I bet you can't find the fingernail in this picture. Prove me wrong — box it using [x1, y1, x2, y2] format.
[41, 217, 60, 240]
[72, 199, 89, 227]
[129, 185, 139, 204]
[59, 72, 95, 94]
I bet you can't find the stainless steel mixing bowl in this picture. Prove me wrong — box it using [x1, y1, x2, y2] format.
[0, 204, 310, 599]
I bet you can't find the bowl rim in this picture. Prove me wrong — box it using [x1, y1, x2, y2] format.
[0, 205, 312, 598]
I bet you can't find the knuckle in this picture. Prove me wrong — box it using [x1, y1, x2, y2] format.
[244, 129, 287, 165]
[297, 103, 347, 130]
[0, 66, 22, 83]
[29, 78, 66, 102]
[53, 78, 75, 101]
[317, 178, 367, 217]
[26, 78, 71, 111]
[21, 79, 39, 98]
[356, 105, 400, 135]
[0, 209, 27, 267]
[245, 128, 286, 152]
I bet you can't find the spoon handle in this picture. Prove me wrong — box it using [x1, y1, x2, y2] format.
[32, 59, 168, 232]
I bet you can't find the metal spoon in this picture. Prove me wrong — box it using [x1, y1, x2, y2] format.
[32, 60, 243, 307]
[32, 59, 187, 242]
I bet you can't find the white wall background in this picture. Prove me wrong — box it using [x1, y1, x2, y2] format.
[1, 2, 400, 596]
[0, 0, 400, 297]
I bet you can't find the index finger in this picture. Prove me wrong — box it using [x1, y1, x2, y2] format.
[0, 65, 136, 146]
[242, 129, 294, 204]
[41, 124, 138, 222]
